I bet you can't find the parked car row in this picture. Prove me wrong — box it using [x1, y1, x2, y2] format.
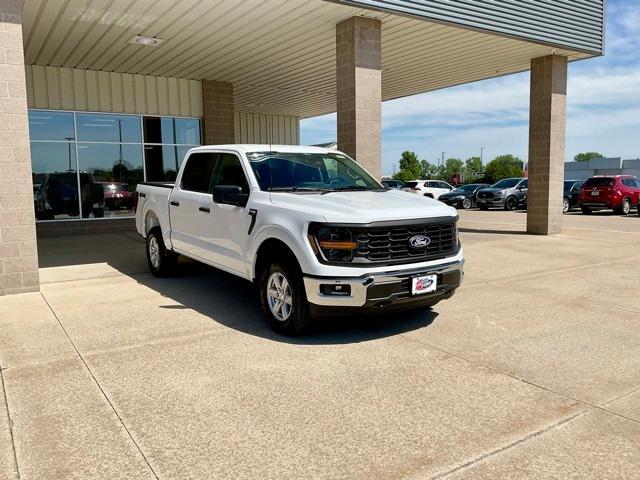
[382, 174, 640, 215]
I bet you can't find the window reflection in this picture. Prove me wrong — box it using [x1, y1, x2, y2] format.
[143, 117, 175, 144]
[29, 110, 201, 222]
[77, 143, 144, 218]
[28, 111, 74, 141]
[76, 113, 142, 143]
[144, 145, 178, 182]
[175, 118, 200, 144]
[31, 142, 79, 220]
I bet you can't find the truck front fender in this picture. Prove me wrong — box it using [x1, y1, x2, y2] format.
[248, 225, 314, 281]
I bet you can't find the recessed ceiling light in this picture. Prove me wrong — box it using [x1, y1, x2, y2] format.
[129, 35, 163, 46]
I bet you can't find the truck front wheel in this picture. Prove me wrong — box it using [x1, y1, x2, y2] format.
[146, 227, 177, 277]
[259, 261, 311, 336]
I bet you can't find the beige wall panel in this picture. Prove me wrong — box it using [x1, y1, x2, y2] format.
[72, 68, 87, 110]
[190, 80, 203, 118]
[26, 66, 202, 118]
[178, 79, 191, 117]
[234, 112, 300, 145]
[60, 68, 75, 110]
[85, 70, 100, 111]
[31, 65, 47, 107]
[133, 75, 147, 113]
[122, 73, 135, 114]
[110, 72, 124, 113]
[97, 71, 112, 111]
[157, 77, 169, 115]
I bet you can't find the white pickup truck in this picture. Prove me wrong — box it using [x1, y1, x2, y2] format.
[136, 145, 463, 335]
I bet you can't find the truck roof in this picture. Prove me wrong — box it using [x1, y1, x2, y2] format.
[188, 144, 339, 155]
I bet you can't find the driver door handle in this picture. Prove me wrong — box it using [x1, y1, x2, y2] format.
[198, 206, 210, 213]
[170, 201, 180, 207]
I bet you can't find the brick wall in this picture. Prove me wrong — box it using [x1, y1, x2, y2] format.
[202, 80, 235, 145]
[0, 2, 39, 295]
[336, 17, 382, 179]
[527, 55, 567, 235]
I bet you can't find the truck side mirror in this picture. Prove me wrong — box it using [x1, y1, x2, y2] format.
[213, 185, 249, 207]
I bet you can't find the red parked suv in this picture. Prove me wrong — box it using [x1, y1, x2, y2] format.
[580, 175, 640, 215]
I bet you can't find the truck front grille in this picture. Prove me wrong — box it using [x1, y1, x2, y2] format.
[352, 219, 458, 264]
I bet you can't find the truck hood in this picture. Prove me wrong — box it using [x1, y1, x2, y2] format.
[268, 190, 456, 223]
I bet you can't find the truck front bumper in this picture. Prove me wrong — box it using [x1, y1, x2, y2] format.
[303, 258, 463, 314]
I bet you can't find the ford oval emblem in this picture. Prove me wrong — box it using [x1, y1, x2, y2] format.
[409, 234, 431, 249]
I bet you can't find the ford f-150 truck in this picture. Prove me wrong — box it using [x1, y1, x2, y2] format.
[136, 145, 463, 335]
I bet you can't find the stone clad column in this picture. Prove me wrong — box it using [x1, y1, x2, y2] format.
[527, 54, 568, 235]
[0, 0, 39, 295]
[202, 80, 235, 145]
[336, 17, 382, 179]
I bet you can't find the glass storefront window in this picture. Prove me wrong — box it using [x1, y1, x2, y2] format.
[77, 143, 144, 218]
[143, 117, 175, 144]
[175, 118, 201, 145]
[144, 145, 178, 182]
[31, 141, 80, 220]
[76, 113, 142, 143]
[28, 111, 74, 141]
[28, 109, 201, 222]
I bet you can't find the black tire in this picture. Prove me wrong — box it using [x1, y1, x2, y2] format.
[616, 198, 631, 215]
[504, 196, 518, 211]
[461, 198, 472, 209]
[478, 205, 489, 211]
[146, 227, 177, 277]
[562, 197, 570, 214]
[581, 206, 592, 215]
[259, 260, 311, 336]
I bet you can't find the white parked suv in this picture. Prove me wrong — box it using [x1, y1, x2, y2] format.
[404, 180, 454, 199]
[136, 145, 464, 335]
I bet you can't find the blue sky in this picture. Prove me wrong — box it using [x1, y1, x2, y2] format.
[300, 0, 640, 176]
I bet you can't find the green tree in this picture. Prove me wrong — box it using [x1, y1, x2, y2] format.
[574, 152, 604, 162]
[393, 151, 421, 182]
[484, 154, 524, 183]
[464, 156, 483, 178]
[420, 159, 437, 179]
[443, 158, 464, 180]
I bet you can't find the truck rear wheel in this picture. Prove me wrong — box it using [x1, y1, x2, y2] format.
[259, 261, 311, 336]
[146, 227, 177, 277]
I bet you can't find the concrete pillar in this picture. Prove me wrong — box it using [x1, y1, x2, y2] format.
[336, 17, 382, 179]
[0, 0, 39, 295]
[202, 80, 235, 145]
[527, 54, 568, 235]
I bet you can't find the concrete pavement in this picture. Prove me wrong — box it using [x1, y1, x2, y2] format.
[1, 210, 639, 479]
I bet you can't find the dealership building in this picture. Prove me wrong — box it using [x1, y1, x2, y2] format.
[0, 0, 605, 294]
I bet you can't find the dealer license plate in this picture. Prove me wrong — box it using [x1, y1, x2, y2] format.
[412, 274, 437, 295]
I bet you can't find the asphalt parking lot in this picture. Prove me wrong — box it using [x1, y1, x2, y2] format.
[1, 210, 639, 479]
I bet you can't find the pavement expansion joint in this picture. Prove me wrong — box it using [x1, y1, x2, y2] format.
[1, 362, 21, 479]
[430, 410, 589, 479]
[39, 293, 161, 480]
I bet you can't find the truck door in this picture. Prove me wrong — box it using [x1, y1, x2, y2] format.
[168, 152, 217, 258]
[202, 152, 251, 275]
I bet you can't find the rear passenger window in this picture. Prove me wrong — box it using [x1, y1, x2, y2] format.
[181, 153, 217, 192]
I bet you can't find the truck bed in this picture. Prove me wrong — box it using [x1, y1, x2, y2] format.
[135, 182, 175, 240]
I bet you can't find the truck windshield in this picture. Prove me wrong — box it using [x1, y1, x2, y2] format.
[247, 151, 383, 192]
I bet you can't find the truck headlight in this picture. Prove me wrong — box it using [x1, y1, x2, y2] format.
[308, 224, 356, 263]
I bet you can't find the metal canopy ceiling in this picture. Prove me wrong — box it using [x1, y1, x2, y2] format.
[22, 0, 592, 118]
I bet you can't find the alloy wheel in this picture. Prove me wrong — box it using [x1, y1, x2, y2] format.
[267, 272, 293, 321]
[148, 235, 160, 268]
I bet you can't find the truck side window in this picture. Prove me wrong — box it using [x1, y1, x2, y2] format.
[213, 153, 250, 193]
[181, 153, 217, 193]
